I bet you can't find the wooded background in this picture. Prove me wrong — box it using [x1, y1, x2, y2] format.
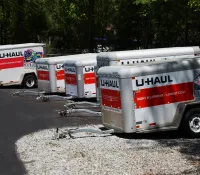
[1, 0, 200, 54]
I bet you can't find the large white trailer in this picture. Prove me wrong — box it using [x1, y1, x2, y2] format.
[63, 57, 97, 98]
[98, 57, 200, 137]
[35, 53, 97, 93]
[0, 43, 46, 88]
[96, 46, 200, 102]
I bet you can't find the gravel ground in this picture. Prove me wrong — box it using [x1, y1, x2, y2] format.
[16, 125, 200, 175]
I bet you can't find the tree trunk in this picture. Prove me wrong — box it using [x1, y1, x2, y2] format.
[144, 17, 149, 49]
[185, 21, 189, 46]
[15, 0, 25, 43]
[0, 0, 5, 44]
[4, 1, 10, 44]
[88, 0, 95, 52]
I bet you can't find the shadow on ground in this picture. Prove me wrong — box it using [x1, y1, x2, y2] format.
[0, 88, 101, 175]
[0, 84, 26, 89]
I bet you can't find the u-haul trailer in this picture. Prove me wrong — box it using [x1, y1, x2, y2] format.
[54, 47, 200, 118]
[35, 53, 97, 93]
[35, 55, 99, 115]
[96, 46, 200, 102]
[0, 43, 46, 88]
[98, 57, 200, 137]
[63, 56, 97, 98]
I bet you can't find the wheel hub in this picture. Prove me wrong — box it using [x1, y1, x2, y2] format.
[26, 78, 34, 88]
[189, 115, 200, 133]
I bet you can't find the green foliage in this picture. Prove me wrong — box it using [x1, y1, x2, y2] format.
[135, 0, 158, 5]
[188, 0, 200, 11]
[0, 0, 200, 51]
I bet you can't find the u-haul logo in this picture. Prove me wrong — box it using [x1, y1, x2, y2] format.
[37, 64, 48, 70]
[0, 51, 23, 58]
[100, 78, 120, 90]
[56, 64, 63, 70]
[84, 66, 94, 72]
[135, 75, 173, 87]
[97, 60, 109, 69]
[132, 71, 194, 90]
[64, 67, 76, 73]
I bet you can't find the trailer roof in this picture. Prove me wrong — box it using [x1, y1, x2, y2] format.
[98, 57, 200, 78]
[0, 43, 46, 51]
[97, 46, 200, 61]
[35, 53, 97, 64]
[63, 56, 97, 67]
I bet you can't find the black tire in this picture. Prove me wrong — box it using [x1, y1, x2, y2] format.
[181, 108, 200, 137]
[23, 75, 37, 89]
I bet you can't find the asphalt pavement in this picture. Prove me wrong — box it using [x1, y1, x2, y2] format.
[0, 87, 101, 175]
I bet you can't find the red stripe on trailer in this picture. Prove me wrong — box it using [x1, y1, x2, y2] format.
[149, 123, 156, 126]
[84, 72, 95, 84]
[0, 57, 24, 69]
[37, 70, 49, 80]
[96, 76, 99, 88]
[101, 89, 122, 109]
[65, 73, 77, 85]
[134, 82, 194, 109]
[56, 70, 64, 80]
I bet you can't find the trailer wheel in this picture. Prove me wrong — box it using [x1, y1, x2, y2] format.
[182, 108, 200, 137]
[23, 75, 37, 88]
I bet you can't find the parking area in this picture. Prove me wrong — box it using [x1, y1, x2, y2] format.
[0, 87, 200, 175]
[0, 87, 101, 175]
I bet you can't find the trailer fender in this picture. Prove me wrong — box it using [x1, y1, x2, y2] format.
[173, 101, 200, 128]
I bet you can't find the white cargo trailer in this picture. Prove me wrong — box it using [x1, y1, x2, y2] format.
[0, 43, 46, 88]
[96, 46, 200, 102]
[36, 53, 97, 93]
[63, 56, 97, 98]
[98, 57, 200, 137]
